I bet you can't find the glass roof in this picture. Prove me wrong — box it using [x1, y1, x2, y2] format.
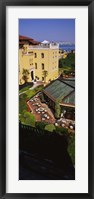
[63, 91, 75, 104]
[44, 80, 74, 101]
[63, 80, 75, 88]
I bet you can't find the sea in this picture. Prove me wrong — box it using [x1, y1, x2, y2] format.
[59, 44, 75, 52]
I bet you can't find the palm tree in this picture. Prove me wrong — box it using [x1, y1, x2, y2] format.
[42, 70, 48, 83]
[22, 69, 30, 84]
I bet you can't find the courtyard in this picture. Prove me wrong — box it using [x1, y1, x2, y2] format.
[27, 94, 55, 124]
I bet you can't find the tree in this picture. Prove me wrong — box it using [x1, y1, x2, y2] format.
[22, 69, 30, 84]
[42, 70, 48, 83]
[55, 99, 61, 119]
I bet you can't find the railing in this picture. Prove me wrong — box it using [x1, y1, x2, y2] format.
[19, 122, 57, 136]
[28, 43, 59, 50]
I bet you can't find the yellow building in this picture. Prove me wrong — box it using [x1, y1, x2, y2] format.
[19, 39, 59, 85]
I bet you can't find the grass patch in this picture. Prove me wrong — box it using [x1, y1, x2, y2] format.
[34, 85, 44, 92]
[19, 85, 31, 93]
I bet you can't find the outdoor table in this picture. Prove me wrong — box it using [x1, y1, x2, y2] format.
[42, 118, 45, 121]
[39, 108, 44, 111]
[44, 114, 47, 117]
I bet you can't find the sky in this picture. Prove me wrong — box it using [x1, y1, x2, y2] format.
[19, 19, 75, 43]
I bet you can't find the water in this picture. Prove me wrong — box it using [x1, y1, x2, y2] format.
[59, 44, 75, 52]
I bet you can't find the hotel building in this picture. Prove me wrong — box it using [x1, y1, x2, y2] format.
[19, 36, 59, 84]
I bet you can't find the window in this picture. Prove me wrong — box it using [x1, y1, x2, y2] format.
[42, 63, 44, 70]
[42, 77, 44, 81]
[35, 53, 37, 58]
[41, 53, 44, 58]
[35, 63, 37, 69]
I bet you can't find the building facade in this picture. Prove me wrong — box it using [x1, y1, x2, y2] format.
[19, 37, 59, 85]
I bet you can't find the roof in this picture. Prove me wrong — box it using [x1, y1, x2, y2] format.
[19, 35, 40, 45]
[62, 91, 75, 105]
[43, 80, 75, 102]
[62, 80, 75, 88]
[19, 35, 34, 41]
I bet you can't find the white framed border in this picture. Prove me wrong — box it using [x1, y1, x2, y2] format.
[6, 6, 88, 193]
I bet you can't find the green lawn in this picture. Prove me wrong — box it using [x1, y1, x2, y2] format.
[19, 85, 31, 93]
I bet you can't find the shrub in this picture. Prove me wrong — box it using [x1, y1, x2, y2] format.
[45, 124, 56, 132]
[23, 112, 35, 127]
[35, 121, 48, 130]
